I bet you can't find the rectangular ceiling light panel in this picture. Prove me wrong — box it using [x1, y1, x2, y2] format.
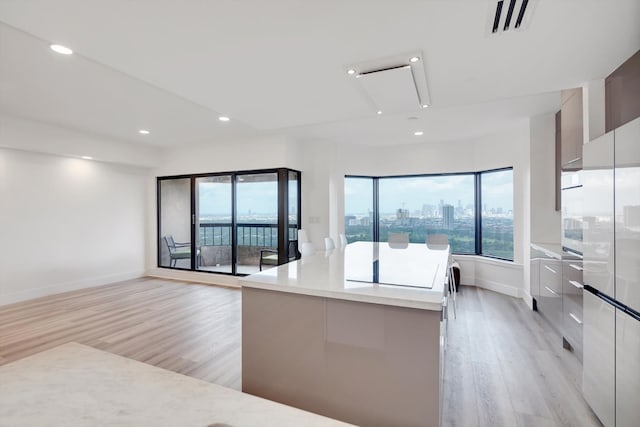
[356, 65, 421, 114]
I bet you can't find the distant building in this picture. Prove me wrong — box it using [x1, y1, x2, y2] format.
[442, 204, 454, 229]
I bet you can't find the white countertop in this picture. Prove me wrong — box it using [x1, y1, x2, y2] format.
[531, 242, 563, 260]
[241, 241, 450, 311]
[0, 342, 353, 427]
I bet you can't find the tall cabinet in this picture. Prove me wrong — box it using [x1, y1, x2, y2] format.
[582, 117, 640, 427]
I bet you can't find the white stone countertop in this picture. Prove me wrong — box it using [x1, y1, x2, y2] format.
[0, 342, 353, 427]
[241, 241, 449, 311]
[530, 242, 563, 260]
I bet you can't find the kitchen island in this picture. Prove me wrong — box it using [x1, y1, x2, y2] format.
[241, 241, 450, 427]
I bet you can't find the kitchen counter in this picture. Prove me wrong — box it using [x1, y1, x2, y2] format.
[241, 241, 450, 311]
[0, 342, 353, 427]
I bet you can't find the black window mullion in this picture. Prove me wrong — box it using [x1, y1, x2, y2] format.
[475, 173, 482, 255]
[231, 174, 237, 275]
[277, 169, 288, 264]
[190, 177, 196, 270]
[373, 177, 380, 242]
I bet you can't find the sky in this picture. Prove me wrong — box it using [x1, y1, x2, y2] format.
[345, 170, 514, 215]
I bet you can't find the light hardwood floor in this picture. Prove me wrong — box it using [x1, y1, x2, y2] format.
[0, 278, 601, 427]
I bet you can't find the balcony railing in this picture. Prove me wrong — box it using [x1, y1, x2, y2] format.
[199, 222, 298, 247]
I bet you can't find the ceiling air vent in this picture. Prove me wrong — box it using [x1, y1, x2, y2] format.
[491, 0, 531, 34]
[346, 51, 431, 115]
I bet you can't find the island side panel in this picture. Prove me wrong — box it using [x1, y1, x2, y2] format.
[242, 287, 329, 416]
[243, 287, 443, 427]
[324, 299, 442, 427]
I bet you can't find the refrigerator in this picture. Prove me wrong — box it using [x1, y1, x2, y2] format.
[582, 117, 640, 427]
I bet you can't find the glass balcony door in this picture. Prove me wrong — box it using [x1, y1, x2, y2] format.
[195, 175, 232, 274]
[235, 172, 278, 274]
[158, 178, 193, 269]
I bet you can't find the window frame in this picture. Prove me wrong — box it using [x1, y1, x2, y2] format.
[345, 166, 514, 261]
[157, 167, 302, 276]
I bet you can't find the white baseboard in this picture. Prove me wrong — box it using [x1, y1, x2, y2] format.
[0, 270, 146, 307]
[145, 268, 241, 289]
[473, 278, 522, 298]
[521, 289, 534, 309]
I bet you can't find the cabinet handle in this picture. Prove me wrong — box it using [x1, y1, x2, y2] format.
[569, 280, 584, 289]
[566, 157, 582, 165]
[569, 313, 583, 325]
[544, 286, 559, 296]
[569, 264, 583, 271]
[544, 265, 557, 274]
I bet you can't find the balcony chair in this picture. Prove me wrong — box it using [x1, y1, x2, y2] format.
[259, 240, 298, 271]
[164, 235, 200, 268]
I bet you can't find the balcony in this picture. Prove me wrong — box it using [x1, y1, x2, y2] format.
[161, 223, 298, 275]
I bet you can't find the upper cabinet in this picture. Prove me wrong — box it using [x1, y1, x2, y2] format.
[561, 87, 584, 171]
[606, 49, 640, 132]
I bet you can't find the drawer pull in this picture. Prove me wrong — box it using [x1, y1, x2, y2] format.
[544, 286, 559, 296]
[544, 265, 558, 274]
[569, 280, 584, 289]
[569, 264, 583, 271]
[569, 313, 583, 325]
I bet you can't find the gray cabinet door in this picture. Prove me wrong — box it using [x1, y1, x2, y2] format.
[616, 309, 640, 427]
[583, 132, 615, 297]
[614, 117, 640, 310]
[583, 291, 615, 427]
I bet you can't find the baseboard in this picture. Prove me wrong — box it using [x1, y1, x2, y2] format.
[0, 270, 146, 307]
[521, 289, 534, 309]
[473, 278, 522, 298]
[145, 268, 241, 288]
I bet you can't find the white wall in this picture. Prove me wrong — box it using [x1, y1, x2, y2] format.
[300, 122, 531, 299]
[0, 113, 160, 167]
[530, 113, 561, 244]
[0, 147, 148, 305]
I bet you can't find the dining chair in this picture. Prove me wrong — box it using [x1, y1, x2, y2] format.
[324, 237, 336, 251]
[426, 234, 456, 318]
[387, 232, 409, 249]
[300, 242, 316, 257]
[339, 233, 348, 248]
[298, 229, 310, 244]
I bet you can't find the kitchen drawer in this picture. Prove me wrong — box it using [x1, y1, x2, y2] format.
[539, 282, 563, 332]
[563, 294, 583, 360]
[540, 259, 562, 293]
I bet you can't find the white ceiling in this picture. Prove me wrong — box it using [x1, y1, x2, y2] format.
[0, 0, 638, 148]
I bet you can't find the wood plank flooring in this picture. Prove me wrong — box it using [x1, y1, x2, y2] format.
[0, 278, 241, 389]
[0, 278, 601, 427]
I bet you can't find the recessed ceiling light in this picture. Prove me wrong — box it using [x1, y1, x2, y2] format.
[409, 56, 420, 63]
[218, 116, 230, 122]
[414, 131, 424, 136]
[347, 69, 356, 75]
[81, 156, 93, 160]
[138, 129, 150, 135]
[50, 44, 73, 55]
[421, 104, 429, 109]
[377, 110, 382, 115]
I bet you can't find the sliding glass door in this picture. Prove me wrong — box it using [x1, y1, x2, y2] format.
[158, 178, 192, 269]
[158, 168, 301, 276]
[235, 172, 278, 274]
[195, 175, 232, 273]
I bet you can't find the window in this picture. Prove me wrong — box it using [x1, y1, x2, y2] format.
[480, 169, 514, 259]
[378, 175, 475, 253]
[345, 168, 514, 260]
[344, 177, 374, 243]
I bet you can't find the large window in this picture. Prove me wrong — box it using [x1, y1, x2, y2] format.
[344, 177, 374, 243]
[480, 169, 514, 259]
[158, 168, 301, 276]
[345, 168, 514, 260]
